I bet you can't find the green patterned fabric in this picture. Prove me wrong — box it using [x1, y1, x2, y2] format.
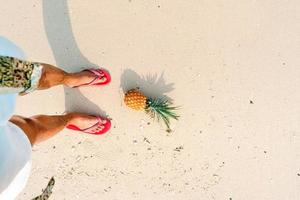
[0, 56, 34, 90]
[31, 177, 55, 200]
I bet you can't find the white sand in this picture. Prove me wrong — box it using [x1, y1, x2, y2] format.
[1, 0, 299, 199]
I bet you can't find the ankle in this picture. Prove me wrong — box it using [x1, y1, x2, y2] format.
[62, 73, 74, 87]
[63, 113, 76, 126]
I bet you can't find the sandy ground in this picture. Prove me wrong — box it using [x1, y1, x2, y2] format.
[1, 0, 300, 199]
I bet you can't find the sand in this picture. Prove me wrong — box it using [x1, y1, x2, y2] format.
[0, 0, 299, 199]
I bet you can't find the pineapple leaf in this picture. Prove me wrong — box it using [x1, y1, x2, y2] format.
[146, 98, 179, 129]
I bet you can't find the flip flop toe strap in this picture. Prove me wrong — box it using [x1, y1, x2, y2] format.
[83, 69, 106, 86]
[82, 117, 106, 134]
[82, 123, 101, 134]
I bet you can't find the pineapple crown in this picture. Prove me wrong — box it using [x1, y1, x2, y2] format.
[145, 97, 179, 131]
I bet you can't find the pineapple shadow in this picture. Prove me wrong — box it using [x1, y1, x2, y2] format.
[120, 69, 175, 102]
[42, 0, 107, 117]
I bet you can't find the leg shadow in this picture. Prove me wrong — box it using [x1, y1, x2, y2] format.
[42, 0, 106, 116]
[120, 69, 175, 102]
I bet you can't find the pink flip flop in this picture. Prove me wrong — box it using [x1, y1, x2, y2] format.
[74, 68, 111, 87]
[66, 116, 111, 135]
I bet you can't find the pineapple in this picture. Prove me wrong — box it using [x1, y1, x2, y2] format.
[124, 89, 179, 131]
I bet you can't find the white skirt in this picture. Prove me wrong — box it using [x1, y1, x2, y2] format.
[0, 37, 32, 199]
[0, 122, 32, 200]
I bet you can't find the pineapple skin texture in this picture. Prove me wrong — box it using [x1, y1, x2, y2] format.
[124, 89, 147, 111]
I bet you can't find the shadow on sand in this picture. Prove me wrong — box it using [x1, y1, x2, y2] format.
[43, 0, 175, 115]
[120, 69, 175, 102]
[42, 0, 106, 116]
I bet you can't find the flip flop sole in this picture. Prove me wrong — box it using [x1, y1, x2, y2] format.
[66, 117, 111, 135]
[73, 68, 111, 87]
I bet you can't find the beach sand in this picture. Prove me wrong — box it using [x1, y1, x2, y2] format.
[1, 0, 299, 199]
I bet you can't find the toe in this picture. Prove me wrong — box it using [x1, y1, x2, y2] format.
[99, 76, 107, 82]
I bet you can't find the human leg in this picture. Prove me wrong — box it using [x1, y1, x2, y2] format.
[9, 113, 108, 145]
[37, 63, 108, 89]
[0, 55, 109, 95]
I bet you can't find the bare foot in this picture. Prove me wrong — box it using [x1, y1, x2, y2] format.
[65, 70, 107, 87]
[66, 113, 107, 133]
